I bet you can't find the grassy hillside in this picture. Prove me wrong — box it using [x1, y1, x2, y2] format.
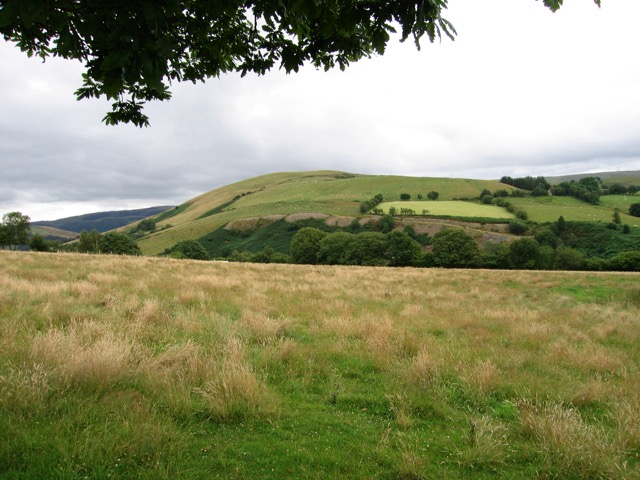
[137, 171, 509, 255]
[508, 195, 640, 224]
[30, 225, 78, 241]
[1, 251, 638, 479]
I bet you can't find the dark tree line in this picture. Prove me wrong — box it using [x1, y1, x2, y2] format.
[500, 176, 550, 193]
[360, 194, 384, 214]
[290, 227, 421, 267]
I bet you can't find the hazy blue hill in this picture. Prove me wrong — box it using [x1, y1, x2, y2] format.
[546, 170, 640, 185]
[32, 206, 174, 234]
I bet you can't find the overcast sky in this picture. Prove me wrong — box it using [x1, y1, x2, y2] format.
[1, 0, 639, 221]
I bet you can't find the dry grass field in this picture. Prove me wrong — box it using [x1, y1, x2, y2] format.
[1, 251, 638, 479]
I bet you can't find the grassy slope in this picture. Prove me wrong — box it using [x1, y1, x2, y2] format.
[31, 225, 79, 240]
[137, 171, 508, 255]
[508, 195, 640, 223]
[1, 252, 639, 479]
[129, 170, 640, 255]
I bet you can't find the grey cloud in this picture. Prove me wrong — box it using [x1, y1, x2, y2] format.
[2, 0, 640, 220]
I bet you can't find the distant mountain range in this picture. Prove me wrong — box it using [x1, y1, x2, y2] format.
[546, 170, 640, 184]
[32, 206, 174, 237]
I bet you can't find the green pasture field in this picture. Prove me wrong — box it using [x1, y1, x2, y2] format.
[378, 201, 515, 219]
[507, 195, 640, 223]
[1, 251, 638, 479]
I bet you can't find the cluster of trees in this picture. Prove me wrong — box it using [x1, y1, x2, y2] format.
[478, 188, 520, 204]
[603, 183, 640, 195]
[75, 229, 141, 255]
[285, 220, 640, 271]
[550, 177, 601, 204]
[359, 194, 384, 214]
[165, 240, 209, 260]
[399, 192, 440, 201]
[498, 175, 639, 204]
[290, 227, 422, 267]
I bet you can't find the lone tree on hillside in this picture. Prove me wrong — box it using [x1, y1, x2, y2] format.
[0, 0, 598, 126]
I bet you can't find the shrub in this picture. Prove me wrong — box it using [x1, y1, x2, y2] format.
[608, 251, 640, 272]
[432, 228, 480, 268]
[493, 189, 509, 198]
[170, 240, 209, 260]
[359, 193, 384, 213]
[138, 219, 156, 232]
[29, 233, 50, 252]
[629, 203, 640, 218]
[509, 238, 541, 270]
[427, 191, 439, 200]
[290, 227, 327, 264]
[400, 193, 411, 201]
[349, 232, 389, 265]
[317, 231, 356, 265]
[534, 228, 559, 248]
[554, 248, 585, 271]
[99, 232, 141, 255]
[386, 231, 421, 267]
[508, 221, 528, 235]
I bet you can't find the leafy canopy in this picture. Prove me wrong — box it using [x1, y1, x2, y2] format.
[0, 0, 599, 127]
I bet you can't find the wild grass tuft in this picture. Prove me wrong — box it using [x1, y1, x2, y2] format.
[518, 399, 626, 478]
[194, 339, 277, 422]
[0, 363, 55, 416]
[386, 393, 414, 429]
[30, 321, 140, 390]
[456, 416, 510, 470]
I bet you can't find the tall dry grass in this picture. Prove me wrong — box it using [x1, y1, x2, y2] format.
[518, 399, 627, 478]
[194, 338, 277, 421]
[1, 251, 639, 478]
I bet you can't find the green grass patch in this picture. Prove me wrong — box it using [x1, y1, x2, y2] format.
[549, 284, 618, 303]
[154, 202, 192, 223]
[508, 196, 639, 223]
[379, 201, 515, 219]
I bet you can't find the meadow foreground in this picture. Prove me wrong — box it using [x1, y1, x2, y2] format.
[1, 251, 638, 479]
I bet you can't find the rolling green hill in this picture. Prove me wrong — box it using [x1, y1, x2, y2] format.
[121, 170, 640, 258]
[135, 171, 511, 255]
[30, 225, 79, 241]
